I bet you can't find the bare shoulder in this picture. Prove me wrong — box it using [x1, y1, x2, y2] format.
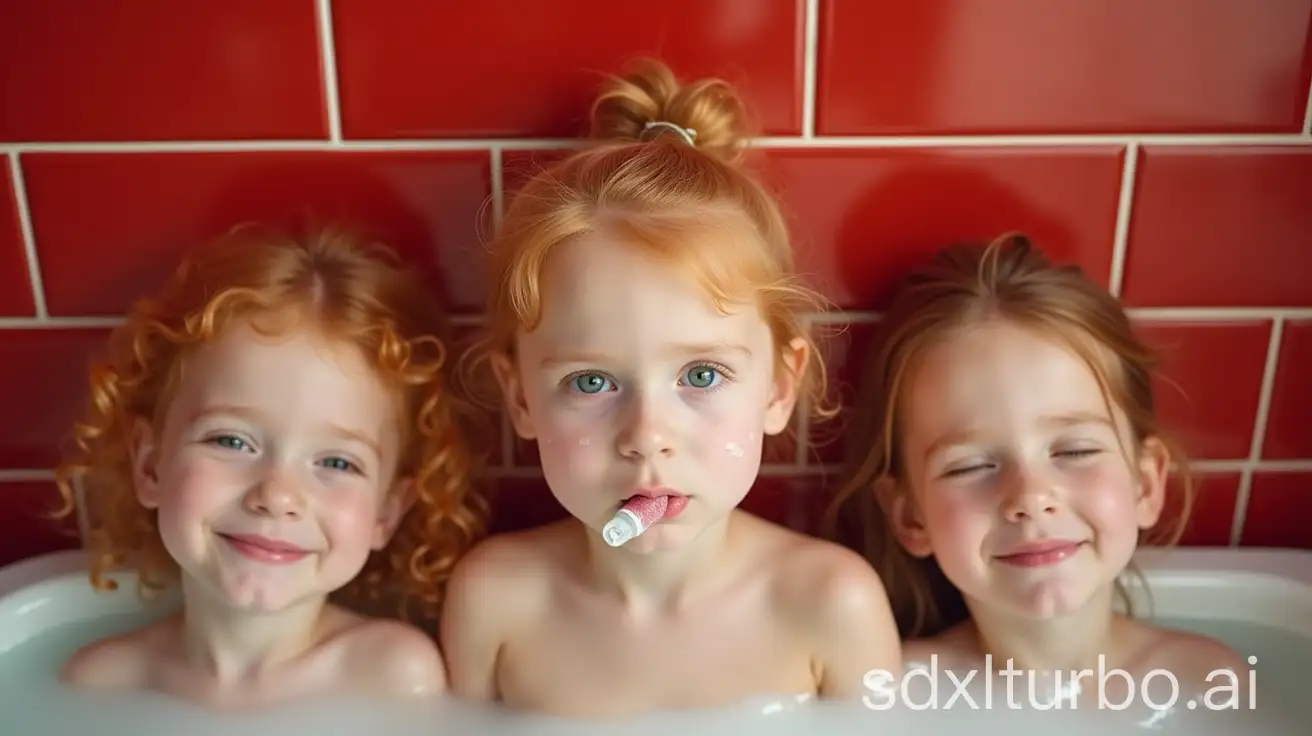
[60, 627, 157, 689]
[440, 521, 571, 699]
[1147, 625, 1251, 689]
[745, 517, 901, 696]
[445, 522, 567, 610]
[345, 617, 447, 698]
[767, 525, 893, 628]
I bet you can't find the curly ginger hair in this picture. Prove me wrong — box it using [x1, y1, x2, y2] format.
[54, 224, 487, 622]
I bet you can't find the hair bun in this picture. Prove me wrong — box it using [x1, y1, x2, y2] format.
[589, 59, 749, 163]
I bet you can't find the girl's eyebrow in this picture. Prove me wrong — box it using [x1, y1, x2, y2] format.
[539, 342, 751, 369]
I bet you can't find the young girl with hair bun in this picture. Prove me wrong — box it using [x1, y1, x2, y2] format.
[442, 60, 902, 717]
[825, 234, 1253, 720]
[55, 225, 486, 709]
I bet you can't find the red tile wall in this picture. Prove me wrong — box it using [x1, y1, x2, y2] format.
[1, 1, 1310, 567]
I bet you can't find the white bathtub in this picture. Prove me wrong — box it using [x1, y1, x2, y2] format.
[1, 546, 1307, 735]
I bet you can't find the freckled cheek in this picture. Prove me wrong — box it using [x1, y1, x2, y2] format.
[1073, 465, 1142, 527]
[159, 458, 241, 523]
[685, 402, 767, 487]
[921, 490, 989, 542]
[317, 492, 379, 557]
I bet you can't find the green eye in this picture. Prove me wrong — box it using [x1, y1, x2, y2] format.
[571, 373, 612, 394]
[684, 366, 719, 389]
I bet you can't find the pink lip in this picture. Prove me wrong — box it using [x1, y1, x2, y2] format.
[995, 540, 1084, 568]
[219, 533, 311, 564]
[625, 488, 690, 520]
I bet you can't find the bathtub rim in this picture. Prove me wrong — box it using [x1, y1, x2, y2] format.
[2, 546, 1310, 637]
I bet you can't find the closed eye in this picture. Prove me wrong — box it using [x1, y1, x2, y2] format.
[942, 463, 993, 479]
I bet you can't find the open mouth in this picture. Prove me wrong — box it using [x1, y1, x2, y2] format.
[617, 493, 690, 520]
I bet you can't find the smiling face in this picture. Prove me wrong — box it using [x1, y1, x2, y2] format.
[889, 320, 1167, 619]
[132, 321, 409, 613]
[496, 232, 805, 553]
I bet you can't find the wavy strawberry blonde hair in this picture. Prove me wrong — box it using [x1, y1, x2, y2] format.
[54, 225, 487, 621]
[467, 59, 833, 421]
[823, 233, 1195, 638]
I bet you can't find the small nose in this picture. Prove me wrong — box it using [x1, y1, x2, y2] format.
[1002, 467, 1058, 521]
[244, 468, 305, 519]
[616, 393, 675, 460]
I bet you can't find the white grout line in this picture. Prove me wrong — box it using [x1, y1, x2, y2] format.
[1246, 317, 1285, 464]
[1191, 459, 1312, 473]
[0, 315, 124, 329]
[1127, 307, 1312, 321]
[1107, 143, 1138, 296]
[748, 133, 1312, 149]
[0, 469, 55, 482]
[8, 154, 48, 319]
[808, 311, 880, 325]
[489, 146, 504, 229]
[314, 0, 343, 143]
[2, 133, 1311, 156]
[1229, 317, 1285, 545]
[1229, 468, 1253, 547]
[447, 313, 485, 327]
[1304, 69, 1312, 135]
[799, 0, 820, 138]
[1, 309, 1308, 332]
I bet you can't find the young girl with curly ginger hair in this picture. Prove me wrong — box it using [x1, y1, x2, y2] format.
[441, 60, 901, 717]
[825, 234, 1251, 717]
[54, 225, 485, 710]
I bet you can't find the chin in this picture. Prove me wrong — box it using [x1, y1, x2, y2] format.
[1007, 581, 1100, 619]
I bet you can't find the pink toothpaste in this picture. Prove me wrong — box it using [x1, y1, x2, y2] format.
[602, 495, 668, 547]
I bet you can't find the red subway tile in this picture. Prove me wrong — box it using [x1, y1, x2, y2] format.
[0, 163, 35, 316]
[1122, 147, 1312, 308]
[1137, 321, 1272, 461]
[22, 151, 492, 317]
[1240, 472, 1312, 549]
[762, 147, 1123, 309]
[0, 329, 109, 469]
[0, 481, 81, 567]
[1263, 320, 1312, 459]
[807, 320, 877, 465]
[1149, 471, 1239, 548]
[0, 0, 325, 142]
[486, 476, 568, 534]
[818, 1, 1312, 135]
[332, 0, 804, 139]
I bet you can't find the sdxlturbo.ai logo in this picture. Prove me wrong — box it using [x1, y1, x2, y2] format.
[861, 655, 1257, 712]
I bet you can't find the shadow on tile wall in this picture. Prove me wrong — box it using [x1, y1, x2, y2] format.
[1, 0, 1310, 566]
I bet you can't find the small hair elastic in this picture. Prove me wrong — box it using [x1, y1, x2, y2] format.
[641, 120, 697, 147]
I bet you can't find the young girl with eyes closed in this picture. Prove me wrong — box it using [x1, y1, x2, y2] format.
[825, 234, 1252, 719]
[441, 60, 902, 718]
[54, 225, 486, 710]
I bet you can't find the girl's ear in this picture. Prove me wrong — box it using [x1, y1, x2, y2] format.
[130, 418, 163, 508]
[1135, 436, 1170, 529]
[879, 476, 933, 558]
[372, 477, 415, 550]
[763, 337, 809, 435]
[492, 351, 536, 440]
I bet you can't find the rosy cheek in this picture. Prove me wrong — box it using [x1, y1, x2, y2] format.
[320, 493, 377, 548]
